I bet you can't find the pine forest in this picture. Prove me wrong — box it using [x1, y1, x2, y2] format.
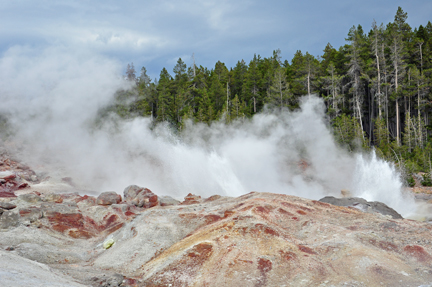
[108, 7, 432, 185]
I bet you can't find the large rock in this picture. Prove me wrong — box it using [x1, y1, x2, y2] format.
[96, 192, 122, 206]
[89, 192, 432, 286]
[159, 195, 180, 206]
[0, 210, 20, 229]
[0, 202, 16, 210]
[319, 196, 403, 219]
[181, 193, 202, 205]
[17, 193, 42, 204]
[0, 171, 16, 180]
[123, 185, 159, 208]
[43, 193, 63, 203]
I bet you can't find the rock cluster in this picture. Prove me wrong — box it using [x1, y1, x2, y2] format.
[0, 171, 28, 197]
[0, 152, 40, 197]
[1, 187, 432, 286]
[1, 155, 432, 286]
[0, 184, 181, 239]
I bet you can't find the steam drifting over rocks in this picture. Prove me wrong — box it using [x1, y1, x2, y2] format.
[0, 148, 432, 285]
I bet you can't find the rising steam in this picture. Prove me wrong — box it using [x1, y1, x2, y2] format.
[0, 46, 417, 217]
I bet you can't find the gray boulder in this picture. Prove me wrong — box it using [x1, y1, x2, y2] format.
[159, 196, 180, 206]
[123, 185, 159, 208]
[319, 196, 403, 219]
[0, 202, 16, 210]
[96, 192, 122, 206]
[17, 193, 42, 204]
[123, 185, 145, 201]
[0, 210, 20, 229]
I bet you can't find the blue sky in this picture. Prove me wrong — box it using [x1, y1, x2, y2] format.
[1, 0, 431, 80]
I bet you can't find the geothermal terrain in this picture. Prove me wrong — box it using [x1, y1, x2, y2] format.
[1, 148, 432, 287]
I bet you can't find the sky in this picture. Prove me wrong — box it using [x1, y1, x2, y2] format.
[1, 0, 431, 80]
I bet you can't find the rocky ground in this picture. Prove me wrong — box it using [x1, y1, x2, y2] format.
[2, 151, 432, 286]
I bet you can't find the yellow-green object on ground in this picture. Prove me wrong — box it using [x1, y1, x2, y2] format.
[103, 238, 115, 249]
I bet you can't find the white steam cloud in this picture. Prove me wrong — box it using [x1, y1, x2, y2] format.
[0, 46, 417, 217]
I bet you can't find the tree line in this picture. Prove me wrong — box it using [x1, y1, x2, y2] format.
[108, 7, 432, 179]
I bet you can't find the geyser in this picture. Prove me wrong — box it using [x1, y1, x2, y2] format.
[0, 46, 417, 217]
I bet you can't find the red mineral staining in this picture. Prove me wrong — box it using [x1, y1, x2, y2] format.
[68, 229, 92, 239]
[254, 206, 272, 214]
[104, 214, 119, 226]
[264, 227, 279, 236]
[125, 210, 136, 217]
[279, 250, 297, 261]
[204, 195, 222, 202]
[296, 210, 307, 215]
[179, 213, 199, 220]
[83, 216, 97, 226]
[224, 210, 235, 218]
[19, 209, 31, 216]
[256, 258, 273, 286]
[105, 223, 124, 234]
[204, 214, 222, 224]
[232, 203, 245, 209]
[277, 208, 294, 216]
[142, 242, 214, 286]
[368, 239, 398, 252]
[75, 195, 95, 204]
[49, 213, 85, 232]
[0, 191, 16, 197]
[237, 259, 253, 264]
[404, 245, 432, 262]
[181, 193, 202, 205]
[239, 205, 253, 212]
[149, 195, 158, 203]
[311, 200, 331, 207]
[298, 245, 317, 255]
[249, 224, 279, 237]
[257, 258, 272, 273]
[281, 201, 312, 212]
[123, 278, 138, 286]
[188, 243, 213, 259]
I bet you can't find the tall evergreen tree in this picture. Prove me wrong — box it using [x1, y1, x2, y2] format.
[346, 25, 366, 139]
[268, 66, 291, 108]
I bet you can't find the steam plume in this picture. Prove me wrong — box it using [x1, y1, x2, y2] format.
[0, 46, 417, 217]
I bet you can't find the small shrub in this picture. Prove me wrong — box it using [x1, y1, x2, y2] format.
[421, 174, 432, 187]
[406, 175, 416, 187]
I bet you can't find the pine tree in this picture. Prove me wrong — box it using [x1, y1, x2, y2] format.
[126, 63, 136, 82]
[322, 62, 343, 118]
[346, 25, 366, 140]
[156, 68, 173, 122]
[387, 7, 410, 145]
[303, 52, 319, 95]
[243, 56, 261, 114]
[268, 66, 291, 108]
[288, 50, 307, 98]
[369, 20, 386, 119]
